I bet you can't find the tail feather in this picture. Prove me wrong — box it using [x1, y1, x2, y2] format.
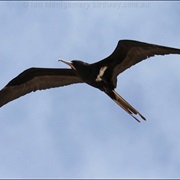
[105, 90, 146, 122]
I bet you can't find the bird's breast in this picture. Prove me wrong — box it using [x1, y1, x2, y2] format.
[83, 66, 115, 91]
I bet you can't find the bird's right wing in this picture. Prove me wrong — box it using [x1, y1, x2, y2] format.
[0, 68, 83, 107]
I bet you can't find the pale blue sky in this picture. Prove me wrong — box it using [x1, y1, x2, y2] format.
[0, 1, 180, 178]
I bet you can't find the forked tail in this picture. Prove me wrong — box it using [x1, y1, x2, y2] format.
[105, 90, 146, 122]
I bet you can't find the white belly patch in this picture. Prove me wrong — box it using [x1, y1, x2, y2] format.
[95, 66, 108, 82]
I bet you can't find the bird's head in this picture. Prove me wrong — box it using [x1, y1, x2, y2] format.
[59, 59, 89, 71]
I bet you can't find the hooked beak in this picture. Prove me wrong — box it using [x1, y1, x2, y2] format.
[58, 59, 76, 70]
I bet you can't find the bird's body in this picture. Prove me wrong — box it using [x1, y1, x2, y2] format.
[70, 61, 112, 91]
[1, 40, 180, 122]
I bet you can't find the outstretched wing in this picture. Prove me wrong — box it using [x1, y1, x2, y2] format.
[94, 40, 180, 81]
[0, 68, 83, 107]
[110, 40, 180, 78]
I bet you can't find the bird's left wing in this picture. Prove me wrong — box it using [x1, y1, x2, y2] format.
[0, 68, 83, 107]
[93, 40, 180, 81]
[110, 40, 180, 78]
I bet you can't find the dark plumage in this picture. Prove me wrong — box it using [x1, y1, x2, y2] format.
[1, 40, 180, 122]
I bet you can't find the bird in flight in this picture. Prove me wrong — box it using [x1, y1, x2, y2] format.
[0, 40, 180, 122]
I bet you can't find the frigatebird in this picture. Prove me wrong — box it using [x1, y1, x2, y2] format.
[1, 40, 180, 122]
